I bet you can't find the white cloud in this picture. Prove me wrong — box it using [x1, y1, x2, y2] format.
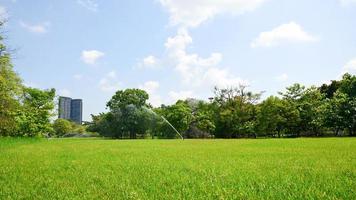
[165, 29, 247, 88]
[159, 0, 268, 28]
[139, 81, 162, 107]
[251, 22, 318, 48]
[73, 74, 83, 80]
[98, 71, 121, 92]
[340, 0, 356, 6]
[203, 67, 249, 88]
[20, 21, 50, 34]
[275, 73, 288, 82]
[139, 81, 160, 94]
[81, 50, 104, 65]
[341, 58, 356, 75]
[138, 0, 254, 102]
[107, 71, 116, 78]
[58, 89, 71, 97]
[77, 0, 98, 12]
[143, 56, 157, 66]
[137, 55, 160, 69]
[0, 6, 7, 21]
[169, 90, 195, 103]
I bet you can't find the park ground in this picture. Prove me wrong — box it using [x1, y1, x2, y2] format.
[0, 138, 355, 199]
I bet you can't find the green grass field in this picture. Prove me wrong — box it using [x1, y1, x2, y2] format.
[0, 138, 355, 199]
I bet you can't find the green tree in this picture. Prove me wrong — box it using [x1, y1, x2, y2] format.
[298, 87, 326, 136]
[53, 118, 72, 136]
[16, 87, 56, 136]
[96, 88, 151, 139]
[183, 99, 215, 138]
[321, 74, 356, 136]
[87, 112, 121, 138]
[320, 80, 340, 99]
[159, 101, 193, 138]
[195, 105, 216, 135]
[278, 83, 305, 137]
[107, 88, 149, 110]
[213, 86, 261, 138]
[256, 96, 285, 137]
[0, 23, 23, 136]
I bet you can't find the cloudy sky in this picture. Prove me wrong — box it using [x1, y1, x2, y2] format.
[1, 0, 356, 120]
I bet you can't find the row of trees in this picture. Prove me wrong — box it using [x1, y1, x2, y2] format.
[88, 73, 355, 139]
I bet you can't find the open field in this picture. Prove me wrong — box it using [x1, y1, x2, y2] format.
[0, 138, 355, 199]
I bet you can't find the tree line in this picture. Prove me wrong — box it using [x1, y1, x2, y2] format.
[88, 73, 355, 139]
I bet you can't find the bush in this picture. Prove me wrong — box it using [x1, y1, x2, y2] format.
[53, 119, 72, 136]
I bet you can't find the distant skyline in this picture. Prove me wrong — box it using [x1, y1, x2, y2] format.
[1, 0, 356, 120]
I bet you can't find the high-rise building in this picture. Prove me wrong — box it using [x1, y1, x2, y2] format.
[58, 97, 72, 120]
[70, 99, 83, 124]
[58, 96, 83, 124]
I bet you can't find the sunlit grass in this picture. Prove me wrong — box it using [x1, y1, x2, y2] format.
[0, 138, 355, 199]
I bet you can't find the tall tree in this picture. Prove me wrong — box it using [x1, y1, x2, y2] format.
[298, 87, 326, 136]
[0, 22, 22, 136]
[256, 96, 285, 137]
[278, 83, 305, 137]
[213, 85, 261, 138]
[321, 74, 356, 136]
[105, 89, 150, 139]
[107, 89, 149, 110]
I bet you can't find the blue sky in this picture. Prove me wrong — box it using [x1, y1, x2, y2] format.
[1, 0, 356, 121]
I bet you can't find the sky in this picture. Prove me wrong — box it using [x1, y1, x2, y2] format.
[0, 0, 356, 121]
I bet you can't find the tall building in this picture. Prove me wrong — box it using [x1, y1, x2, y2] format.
[58, 97, 72, 120]
[70, 99, 83, 124]
[58, 96, 83, 124]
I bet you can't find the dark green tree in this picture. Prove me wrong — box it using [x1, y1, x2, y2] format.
[256, 96, 285, 137]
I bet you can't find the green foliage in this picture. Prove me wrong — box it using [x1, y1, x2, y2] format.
[106, 88, 149, 110]
[213, 86, 261, 138]
[53, 118, 86, 137]
[15, 87, 56, 137]
[298, 87, 326, 136]
[90, 74, 355, 139]
[53, 118, 72, 136]
[320, 80, 340, 98]
[87, 112, 118, 137]
[0, 30, 22, 136]
[322, 74, 356, 136]
[0, 138, 355, 199]
[159, 101, 193, 138]
[91, 89, 153, 139]
[256, 96, 285, 137]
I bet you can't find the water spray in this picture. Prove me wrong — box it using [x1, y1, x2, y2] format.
[160, 116, 184, 140]
[143, 107, 184, 140]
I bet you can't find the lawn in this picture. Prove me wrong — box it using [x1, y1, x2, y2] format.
[0, 138, 355, 199]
